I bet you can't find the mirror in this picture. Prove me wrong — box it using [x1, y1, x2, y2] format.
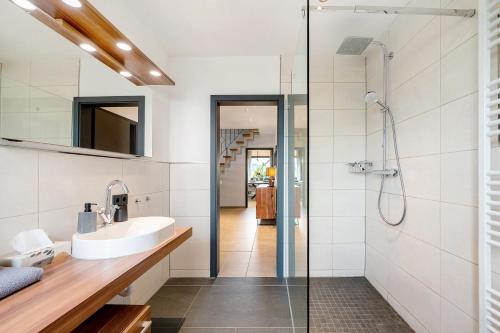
[0, 1, 149, 156]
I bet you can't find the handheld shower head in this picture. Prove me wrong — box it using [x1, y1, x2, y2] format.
[365, 91, 388, 110]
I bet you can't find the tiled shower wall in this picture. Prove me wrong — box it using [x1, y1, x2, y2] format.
[309, 54, 367, 277]
[364, 0, 479, 332]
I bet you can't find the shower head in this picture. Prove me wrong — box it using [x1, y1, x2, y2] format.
[365, 91, 388, 110]
[336, 36, 374, 55]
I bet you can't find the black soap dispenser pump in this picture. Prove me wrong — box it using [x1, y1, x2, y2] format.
[77, 203, 97, 234]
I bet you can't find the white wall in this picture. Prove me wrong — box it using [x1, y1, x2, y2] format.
[364, 1, 479, 332]
[309, 54, 367, 277]
[220, 133, 276, 207]
[167, 56, 281, 277]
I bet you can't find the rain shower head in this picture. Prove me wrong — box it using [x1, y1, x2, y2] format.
[336, 36, 374, 55]
[365, 91, 388, 110]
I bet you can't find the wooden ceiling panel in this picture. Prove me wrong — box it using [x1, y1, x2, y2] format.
[25, 0, 174, 86]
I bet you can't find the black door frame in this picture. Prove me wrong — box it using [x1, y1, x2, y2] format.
[210, 95, 285, 278]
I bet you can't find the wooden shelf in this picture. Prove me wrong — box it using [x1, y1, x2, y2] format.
[0, 227, 191, 333]
[26, 0, 174, 86]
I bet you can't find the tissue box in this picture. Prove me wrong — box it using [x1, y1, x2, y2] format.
[0, 241, 71, 268]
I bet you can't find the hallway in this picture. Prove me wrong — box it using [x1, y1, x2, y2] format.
[219, 202, 277, 277]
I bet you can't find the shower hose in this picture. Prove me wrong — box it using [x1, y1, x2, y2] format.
[377, 107, 407, 226]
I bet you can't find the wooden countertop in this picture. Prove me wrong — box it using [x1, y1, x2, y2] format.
[0, 226, 192, 333]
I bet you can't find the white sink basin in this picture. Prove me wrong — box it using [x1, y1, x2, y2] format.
[72, 217, 175, 260]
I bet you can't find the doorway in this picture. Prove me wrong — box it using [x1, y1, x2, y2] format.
[210, 95, 284, 278]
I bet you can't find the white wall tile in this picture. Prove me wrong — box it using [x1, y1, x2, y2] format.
[441, 251, 478, 319]
[0, 147, 38, 219]
[441, 203, 478, 263]
[170, 163, 209, 190]
[391, 62, 440, 123]
[333, 136, 365, 163]
[310, 83, 334, 109]
[441, 298, 478, 333]
[441, 35, 478, 104]
[333, 163, 365, 190]
[391, 18, 440, 89]
[332, 190, 365, 217]
[441, 0, 478, 56]
[310, 243, 333, 270]
[333, 83, 366, 109]
[39, 206, 80, 241]
[391, 232, 441, 293]
[332, 243, 365, 270]
[310, 189, 334, 217]
[123, 160, 163, 195]
[395, 108, 440, 158]
[332, 217, 365, 243]
[170, 239, 210, 270]
[310, 217, 333, 243]
[441, 150, 478, 206]
[310, 164, 333, 190]
[390, 196, 440, 248]
[39, 152, 123, 211]
[310, 109, 334, 137]
[170, 190, 210, 217]
[333, 109, 365, 136]
[387, 264, 441, 333]
[310, 54, 334, 83]
[0, 214, 38, 255]
[400, 155, 441, 201]
[441, 93, 478, 153]
[310, 136, 334, 164]
[333, 56, 365, 83]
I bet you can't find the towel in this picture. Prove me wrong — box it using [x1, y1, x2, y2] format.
[0, 267, 43, 299]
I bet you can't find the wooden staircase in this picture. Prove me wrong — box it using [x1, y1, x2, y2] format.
[219, 128, 259, 173]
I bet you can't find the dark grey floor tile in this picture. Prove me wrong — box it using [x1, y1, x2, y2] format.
[286, 277, 307, 286]
[180, 329, 236, 333]
[149, 286, 200, 317]
[165, 278, 216, 286]
[235, 328, 294, 333]
[288, 286, 307, 328]
[213, 277, 287, 286]
[152, 318, 184, 328]
[184, 285, 292, 327]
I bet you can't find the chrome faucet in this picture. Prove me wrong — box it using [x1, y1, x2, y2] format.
[98, 180, 129, 225]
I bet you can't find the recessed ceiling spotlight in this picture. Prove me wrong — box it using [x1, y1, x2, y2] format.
[149, 70, 161, 77]
[116, 42, 132, 51]
[80, 43, 96, 52]
[316, 5, 323, 10]
[318, 0, 328, 2]
[120, 71, 132, 78]
[12, 0, 37, 10]
[62, 0, 82, 8]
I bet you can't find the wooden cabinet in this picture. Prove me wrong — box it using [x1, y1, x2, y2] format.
[256, 186, 276, 221]
[72, 305, 151, 333]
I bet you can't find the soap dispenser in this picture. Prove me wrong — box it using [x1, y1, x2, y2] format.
[77, 203, 97, 234]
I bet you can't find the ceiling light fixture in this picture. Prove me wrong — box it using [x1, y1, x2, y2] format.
[149, 70, 161, 77]
[120, 71, 132, 78]
[12, 0, 37, 10]
[62, 0, 82, 8]
[80, 43, 96, 52]
[116, 42, 132, 51]
[316, 5, 323, 11]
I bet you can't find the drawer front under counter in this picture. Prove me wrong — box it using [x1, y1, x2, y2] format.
[72, 305, 151, 333]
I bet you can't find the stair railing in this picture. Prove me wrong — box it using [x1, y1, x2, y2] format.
[219, 129, 245, 158]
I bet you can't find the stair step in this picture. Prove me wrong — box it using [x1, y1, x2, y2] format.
[242, 133, 251, 137]
[229, 148, 239, 151]
[236, 140, 245, 144]
[223, 155, 232, 159]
